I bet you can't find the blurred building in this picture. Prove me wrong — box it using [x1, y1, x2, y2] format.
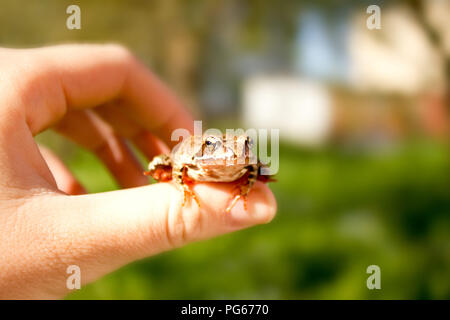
[242, 2, 449, 147]
[349, 5, 445, 95]
[243, 76, 332, 146]
[347, 2, 449, 140]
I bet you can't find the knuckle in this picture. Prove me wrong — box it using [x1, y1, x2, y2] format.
[165, 190, 203, 247]
[0, 52, 67, 132]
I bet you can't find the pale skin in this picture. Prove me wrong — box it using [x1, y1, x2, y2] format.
[0, 44, 276, 299]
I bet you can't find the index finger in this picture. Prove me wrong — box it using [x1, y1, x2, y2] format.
[11, 44, 194, 147]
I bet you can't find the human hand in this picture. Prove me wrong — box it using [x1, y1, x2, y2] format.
[0, 44, 276, 299]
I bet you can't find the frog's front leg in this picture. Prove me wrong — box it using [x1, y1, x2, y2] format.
[173, 165, 200, 207]
[144, 154, 173, 182]
[226, 164, 259, 213]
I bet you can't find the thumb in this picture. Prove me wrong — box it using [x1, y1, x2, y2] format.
[61, 181, 276, 254]
[9, 182, 276, 298]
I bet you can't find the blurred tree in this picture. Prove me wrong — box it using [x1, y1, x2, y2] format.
[409, 0, 449, 103]
[408, 0, 449, 138]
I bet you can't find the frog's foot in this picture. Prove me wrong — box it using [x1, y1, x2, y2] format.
[181, 185, 200, 208]
[144, 165, 172, 182]
[181, 172, 200, 208]
[257, 164, 277, 183]
[144, 154, 173, 182]
[225, 194, 247, 213]
[257, 174, 277, 183]
[225, 183, 250, 213]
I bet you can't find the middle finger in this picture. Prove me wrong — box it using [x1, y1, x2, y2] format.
[53, 109, 149, 189]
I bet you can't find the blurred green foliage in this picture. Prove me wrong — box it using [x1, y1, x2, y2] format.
[36, 131, 450, 299]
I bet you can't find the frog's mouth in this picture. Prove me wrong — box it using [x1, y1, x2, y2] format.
[196, 148, 253, 167]
[193, 134, 255, 166]
[196, 147, 235, 164]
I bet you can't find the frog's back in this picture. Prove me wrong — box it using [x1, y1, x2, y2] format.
[172, 135, 201, 166]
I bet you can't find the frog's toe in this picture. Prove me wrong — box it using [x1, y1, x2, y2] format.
[225, 192, 249, 213]
[225, 194, 241, 213]
[182, 186, 200, 208]
[145, 165, 172, 182]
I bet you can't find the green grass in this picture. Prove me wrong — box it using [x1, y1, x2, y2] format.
[37, 133, 449, 299]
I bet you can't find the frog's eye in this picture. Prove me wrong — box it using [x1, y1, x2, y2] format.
[205, 136, 220, 148]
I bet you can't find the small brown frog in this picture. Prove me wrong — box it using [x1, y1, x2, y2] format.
[144, 133, 273, 212]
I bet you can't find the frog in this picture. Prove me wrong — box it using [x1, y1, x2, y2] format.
[144, 133, 272, 212]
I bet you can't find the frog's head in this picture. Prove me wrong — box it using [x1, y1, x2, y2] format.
[193, 134, 255, 167]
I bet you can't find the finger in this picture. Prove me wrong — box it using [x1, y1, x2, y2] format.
[14, 182, 276, 298]
[54, 109, 148, 188]
[132, 131, 170, 160]
[11, 44, 194, 145]
[38, 145, 86, 195]
[94, 101, 170, 160]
